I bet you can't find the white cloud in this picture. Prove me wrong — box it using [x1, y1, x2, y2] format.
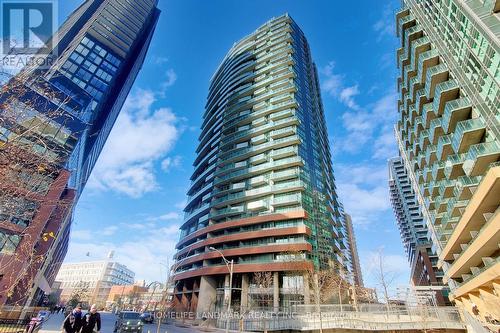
[159, 69, 177, 96]
[161, 156, 182, 172]
[337, 183, 391, 227]
[372, 127, 397, 159]
[320, 62, 360, 111]
[152, 56, 169, 65]
[102, 226, 118, 236]
[337, 163, 388, 186]
[335, 161, 392, 229]
[336, 92, 397, 155]
[175, 200, 187, 210]
[339, 85, 360, 110]
[321, 61, 344, 97]
[87, 89, 182, 198]
[373, 3, 396, 42]
[360, 249, 411, 296]
[71, 229, 92, 241]
[66, 224, 181, 282]
[148, 212, 182, 221]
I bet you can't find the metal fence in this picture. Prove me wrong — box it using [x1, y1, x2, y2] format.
[215, 304, 466, 332]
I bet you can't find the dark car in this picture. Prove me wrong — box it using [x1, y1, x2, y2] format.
[140, 312, 154, 324]
[114, 311, 143, 333]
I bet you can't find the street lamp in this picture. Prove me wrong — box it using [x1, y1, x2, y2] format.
[209, 246, 233, 333]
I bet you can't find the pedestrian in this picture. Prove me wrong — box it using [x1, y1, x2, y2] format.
[62, 311, 79, 333]
[81, 304, 101, 333]
[71, 304, 84, 332]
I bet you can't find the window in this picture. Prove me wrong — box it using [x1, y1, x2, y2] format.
[0, 231, 21, 254]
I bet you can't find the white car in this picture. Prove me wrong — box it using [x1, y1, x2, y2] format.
[37, 310, 50, 321]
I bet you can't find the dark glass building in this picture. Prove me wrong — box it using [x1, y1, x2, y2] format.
[388, 157, 448, 305]
[172, 14, 352, 314]
[0, 0, 160, 307]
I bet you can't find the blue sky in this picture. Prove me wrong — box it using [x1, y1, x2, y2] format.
[61, 0, 410, 297]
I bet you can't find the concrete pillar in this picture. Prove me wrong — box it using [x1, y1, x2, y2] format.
[197, 276, 217, 316]
[313, 273, 320, 312]
[224, 274, 230, 307]
[273, 272, 279, 311]
[303, 273, 310, 305]
[241, 274, 249, 311]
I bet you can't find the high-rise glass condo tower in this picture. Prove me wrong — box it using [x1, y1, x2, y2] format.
[173, 14, 352, 313]
[0, 0, 160, 307]
[344, 214, 364, 287]
[395, 0, 499, 321]
[388, 157, 448, 305]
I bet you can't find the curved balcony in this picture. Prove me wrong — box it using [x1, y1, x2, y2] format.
[220, 116, 298, 149]
[175, 225, 311, 259]
[214, 156, 303, 186]
[176, 210, 307, 249]
[212, 181, 304, 208]
[174, 242, 312, 271]
[220, 134, 300, 165]
[182, 202, 211, 228]
[173, 260, 313, 281]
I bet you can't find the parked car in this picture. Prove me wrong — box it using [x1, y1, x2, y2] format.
[37, 310, 50, 322]
[140, 312, 154, 324]
[114, 311, 143, 333]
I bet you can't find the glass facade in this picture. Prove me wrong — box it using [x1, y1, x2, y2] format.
[173, 14, 352, 312]
[395, 0, 499, 321]
[0, 0, 160, 307]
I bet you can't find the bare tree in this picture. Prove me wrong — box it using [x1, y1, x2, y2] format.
[372, 249, 398, 312]
[67, 281, 90, 308]
[251, 272, 274, 309]
[0, 60, 80, 308]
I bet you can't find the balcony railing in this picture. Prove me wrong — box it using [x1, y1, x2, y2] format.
[451, 117, 486, 154]
[441, 97, 472, 134]
[444, 153, 467, 179]
[462, 140, 500, 177]
[424, 63, 449, 99]
[436, 134, 452, 160]
[432, 80, 459, 116]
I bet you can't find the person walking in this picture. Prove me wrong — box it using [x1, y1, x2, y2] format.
[62, 312, 79, 333]
[81, 304, 101, 333]
[61, 304, 83, 333]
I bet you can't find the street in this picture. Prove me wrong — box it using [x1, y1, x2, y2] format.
[38, 312, 212, 333]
